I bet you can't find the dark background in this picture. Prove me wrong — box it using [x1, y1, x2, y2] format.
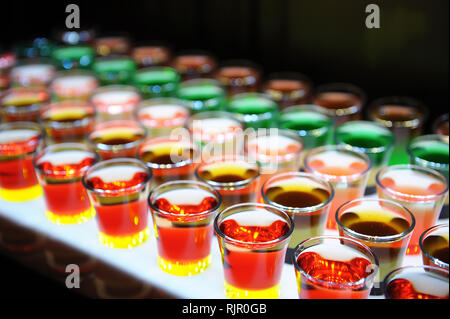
[0, 0, 448, 298]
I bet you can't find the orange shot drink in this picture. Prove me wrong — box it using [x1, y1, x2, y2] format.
[293, 236, 378, 299]
[215, 203, 293, 298]
[376, 165, 448, 255]
[196, 156, 260, 209]
[384, 266, 449, 299]
[262, 172, 334, 249]
[245, 129, 303, 202]
[419, 224, 449, 271]
[138, 137, 199, 188]
[0, 87, 50, 123]
[215, 60, 260, 97]
[263, 72, 312, 109]
[82, 158, 152, 248]
[336, 198, 415, 290]
[88, 120, 147, 160]
[148, 181, 222, 276]
[50, 70, 99, 101]
[10, 60, 56, 88]
[0, 122, 43, 201]
[40, 101, 95, 145]
[137, 98, 190, 137]
[172, 51, 217, 81]
[34, 143, 97, 224]
[91, 85, 141, 121]
[304, 145, 371, 230]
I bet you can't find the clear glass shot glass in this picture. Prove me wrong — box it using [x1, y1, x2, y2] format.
[419, 223, 449, 271]
[148, 180, 222, 276]
[82, 158, 152, 248]
[293, 236, 378, 299]
[215, 203, 294, 298]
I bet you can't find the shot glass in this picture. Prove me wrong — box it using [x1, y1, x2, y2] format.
[50, 45, 96, 70]
[293, 236, 378, 299]
[50, 70, 99, 101]
[419, 223, 449, 271]
[138, 136, 199, 187]
[92, 55, 137, 86]
[132, 45, 172, 68]
[39, 101, 95, 145]
[172, 51, 216, 81]
[408, 134, 449, 215]
[226, 92, 279, 129]
[88, 120, 147, 160]
[215, 60, 260, 97]
[10, 59, 56, 88]
[263, 72, 312, 109]
[148, 180, 222, 276]
[368, 96, 428, 165]
[245, 128, 303, 201]
[34, 143, 97, 224]
[91, 85, 142, 121]
[133, 66, 181, 99]
[195, 156, 260, 209]
[188, 111, 244, 159]
[384, 266, 449, 299]
[0, 122, 43, 201]
[176, 78, 226, 114]
[336, 198, 415, 290]
[335, 120, 394, 191]
[214, 203, 294, 298]
[82, 158, 152, 248]
[262, 172, 334, 249]
[304, 145, 371, 230]
[433, 113, 449, 142]
[137, 98, 190, 137]
[279, 104, 333, 152]
[376, 165, 448, 255]
[0, 87, 50, 122]
[312, 83, 366, 126]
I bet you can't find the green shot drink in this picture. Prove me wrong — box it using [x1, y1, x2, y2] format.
[50, 45, 95, 70]
[92, 56, 137, 85]
[335, 121, 394, 191]
[408, 134, 449, 216]
[133, 66, 180, 99]
[226, 93, 279, 129]
[280, 104, 333, 151]
[368, 97, 428, 165]
[176, 79, 226, 114]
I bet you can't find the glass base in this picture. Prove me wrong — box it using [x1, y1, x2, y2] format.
[158, 255, 212, 276]
[0, 184, 42, 202]
[224, 282, 280, 299]
[98, 228, 150, 249]
[45, 207, 95, 225]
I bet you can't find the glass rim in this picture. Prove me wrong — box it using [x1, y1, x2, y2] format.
[244, 128, 304, 163]
[91, 84, 142, 99]
[87, 120, 148, 152]
[1, 87, 50, 113]
[304, 144, 372, 182]
[81, 157, 152, 195]
[195, 155, 261, 190]
[148, 180, 223, 218]
[419, 223, 450, 270]
[227, 92, 278, 109]
[383, 265, 449, 299]
[137, 136, 200, 170]
[292, 235, 379, 289]
[406, 134, 449, 170]
[0, 121, 44, 154]
[334, 120, 395, 155]
[279, 104, 334, 137]
[39, 101, 95, 129]
[33, 142, 99, 176]
[335, 198, 416, 243]
[261, 171, 335, 214]
[367, 96, 429, 129]
[214, 202, 294, 247]
[133, 66, 181, 84]
[375, 164, 449, 201]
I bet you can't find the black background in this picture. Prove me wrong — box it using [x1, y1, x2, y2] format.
[0, 0, 448, 299]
